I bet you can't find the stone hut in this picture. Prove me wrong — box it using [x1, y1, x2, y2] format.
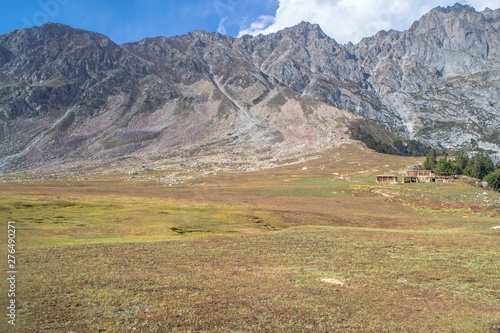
[435, 172, 457, 183]
[404, 170, 456, 183]
[376, 175, 398, 184]
[404, 170, 435, 183]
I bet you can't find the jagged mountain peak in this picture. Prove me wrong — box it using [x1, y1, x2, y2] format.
[190, 29, 230, 39]
[482, 6, 500, 16]
[2, 22, 114, 46]
[0, 21, 121, 68]
[265, 21, 333, 45]
[409, 3, 481, 25]
[282, 21, 327, 36]
[0, 4, 499, 173]
[410, 2, 496, 31]
[441, 2, 476, 13]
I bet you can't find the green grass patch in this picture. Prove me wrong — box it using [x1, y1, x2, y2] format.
[0, 146, 499, 332]
[5, 226, 499, 332]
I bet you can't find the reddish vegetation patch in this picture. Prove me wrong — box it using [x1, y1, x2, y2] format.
[413, 201, 489, 211]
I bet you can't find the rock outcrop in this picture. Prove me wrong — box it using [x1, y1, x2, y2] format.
[0, 4, 498, 173]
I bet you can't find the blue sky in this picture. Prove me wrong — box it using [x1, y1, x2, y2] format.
[0, 0, 278, 43]
[1, 0, 498, 44]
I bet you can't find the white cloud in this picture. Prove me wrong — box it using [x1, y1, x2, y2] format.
[241, 15, 275, 33]
[238, 0, 500, 44]
[217, 17, 227, 34]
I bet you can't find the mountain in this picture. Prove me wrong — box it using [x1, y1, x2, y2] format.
[353, 4, 500, 152]
[0, 3, 498, 174]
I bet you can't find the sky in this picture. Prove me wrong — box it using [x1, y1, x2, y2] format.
[0, 0, 498, 45]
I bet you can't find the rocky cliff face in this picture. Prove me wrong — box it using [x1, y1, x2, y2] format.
[0, 4, 498, 173]
[353, 4, 500, 153]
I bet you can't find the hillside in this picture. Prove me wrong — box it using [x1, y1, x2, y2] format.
[1, 144, 499, 332]
[0, 3, 499, 174]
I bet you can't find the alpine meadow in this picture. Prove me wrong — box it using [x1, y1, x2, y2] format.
[0, 3, 499, 333]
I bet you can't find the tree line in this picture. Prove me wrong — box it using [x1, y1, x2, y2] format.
[350, 125, 431, 156]
[423, 149, 500, 191]
[348, 123, 500, 191]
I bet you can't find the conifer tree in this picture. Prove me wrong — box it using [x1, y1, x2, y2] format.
[484, 169, 500, 192]
[465, 153, 495, 179]
[423, 149, 438, 170]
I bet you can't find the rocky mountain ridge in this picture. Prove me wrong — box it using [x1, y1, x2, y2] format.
[0, 3, 498, 174]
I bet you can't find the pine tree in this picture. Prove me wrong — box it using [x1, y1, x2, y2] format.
[484, 169, 500, 192]
[465, 153, 495, 179]
[454, 151, 469, 174]
[423, 149, 438, 170]
[435, 156, 457, 173]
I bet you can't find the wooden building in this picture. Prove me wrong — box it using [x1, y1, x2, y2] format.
[404, 170, 434, 183]
[404, 170, 456, 183]
[376, 175, 398, 184]
[435, 172, 457, 183]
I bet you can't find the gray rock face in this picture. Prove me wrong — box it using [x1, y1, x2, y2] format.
[0, 4, 499, 173]
[353, 4, 500, 154]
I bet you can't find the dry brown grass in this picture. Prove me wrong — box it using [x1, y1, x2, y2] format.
[1, 145, 499, 332]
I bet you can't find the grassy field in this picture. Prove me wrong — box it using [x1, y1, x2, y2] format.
[1, 144, 499, 332]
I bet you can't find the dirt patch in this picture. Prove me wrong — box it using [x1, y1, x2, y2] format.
[321, 278, 345, 286]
